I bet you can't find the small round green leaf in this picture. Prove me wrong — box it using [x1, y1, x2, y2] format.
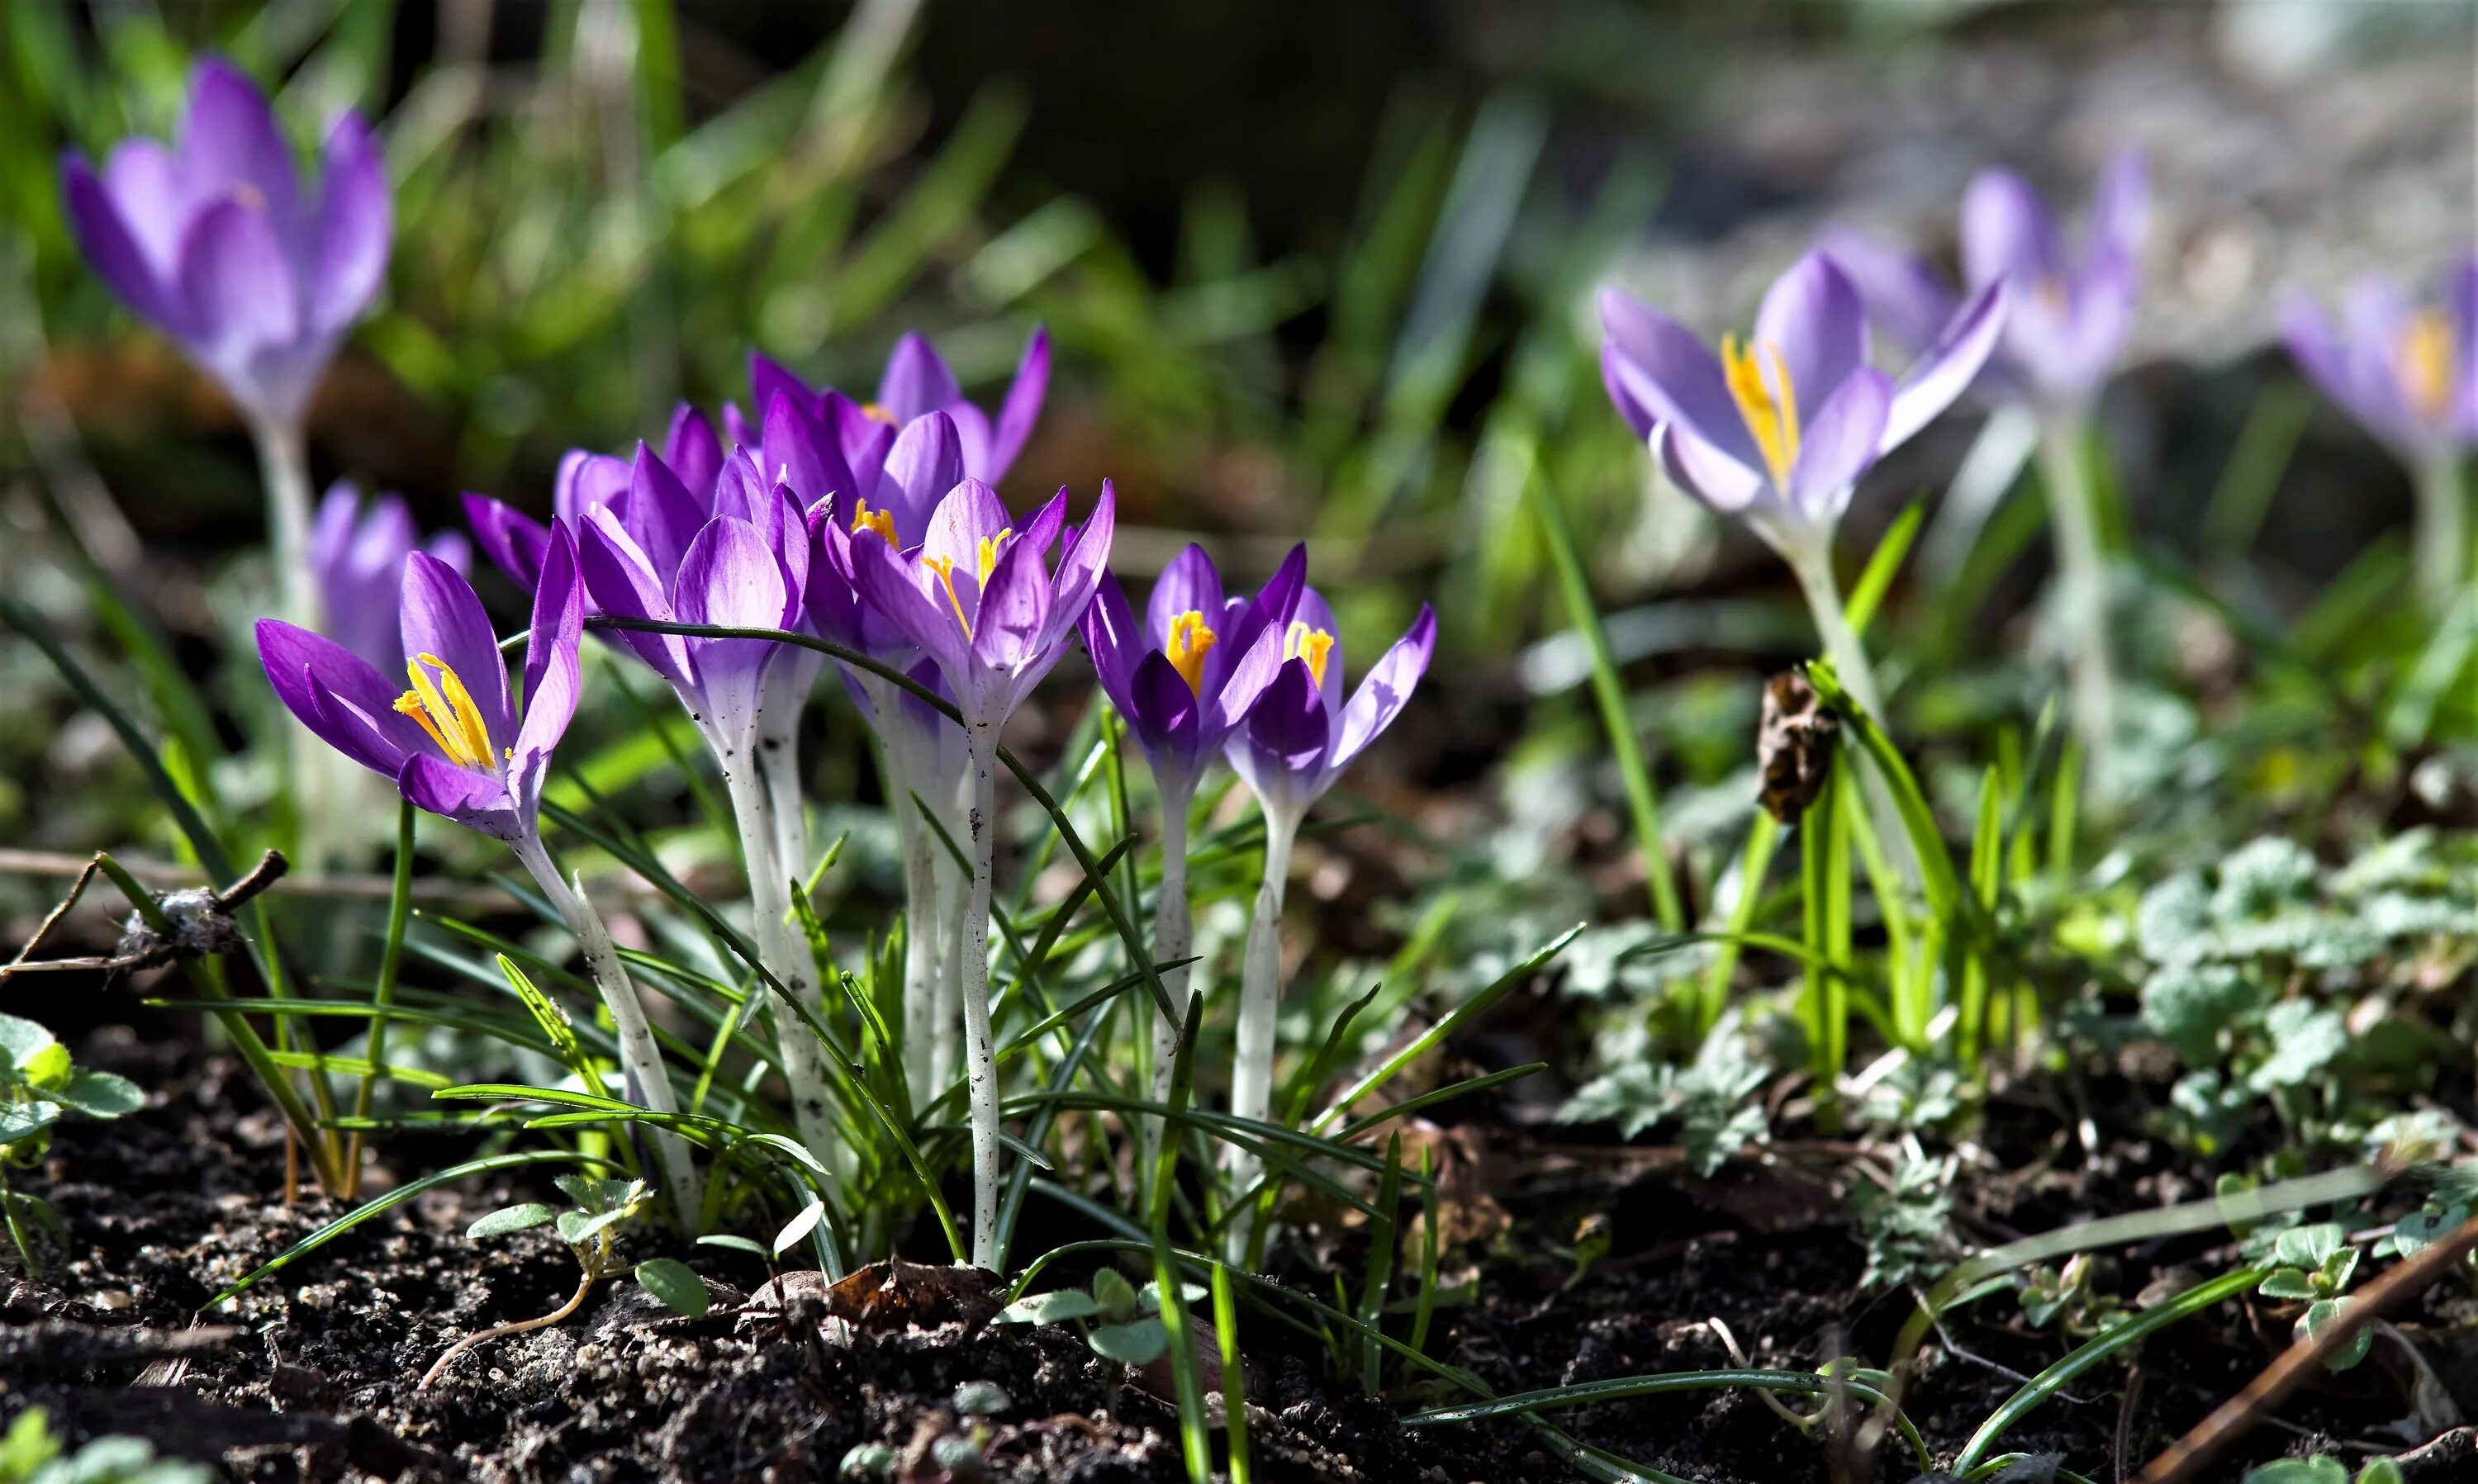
[996, 1289, 1104, 1325]
[1087, 1316, 1167, 1366]
[58, 1069, 143, 1117]
[467, 1203, 557, 1240]
[696, 1234, 767, 1255]
[636, 1258, 710, 1318]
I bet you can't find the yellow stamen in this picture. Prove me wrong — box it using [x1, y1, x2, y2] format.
[393, 653, 494, 770]
[2400, 309, 2457, 421]
[1284, 621, 1335, 689]
[1165, 610, 1217, 694]
[924, 529, 1014, 642]
[850, 499, 898, 544]
[861, 401, 898, 425]
[1720, 333, 1802, 486]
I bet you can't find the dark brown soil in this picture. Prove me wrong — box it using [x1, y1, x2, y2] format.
[2, 1035, 2472, 1484]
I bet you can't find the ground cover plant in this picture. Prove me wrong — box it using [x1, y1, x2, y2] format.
[1, 3, 2476, 1482]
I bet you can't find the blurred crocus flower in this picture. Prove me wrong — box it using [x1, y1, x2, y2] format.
[1600, 250, 2006, 561]
[1822, 150, 2146, 415]
[2282, 262, 2478, 464]
[308, 482, 469, 674]
[60, 59, 389, 430]
[1081, 543, 1303, 794]
[256, 529, 580, 851]
[2284, 258, 2478, 602]
[738, 327, 1050, 487]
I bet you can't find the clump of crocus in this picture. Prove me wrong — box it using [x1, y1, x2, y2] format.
[848, 477, 1114, 1270]
[309, 483, 469, 673]
[63, 58, 390, 633]
[1222, 586, 1435, 1261]
[1821, 150, 2147, 753]
[254, 530, 699, 1230]
[1080, 545, 1300, 1151]
[2282, 257, 2478, 604]
[1600, 249, 2006, 729]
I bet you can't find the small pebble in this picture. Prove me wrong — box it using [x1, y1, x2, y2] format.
[953, 1379, 1011, 1415]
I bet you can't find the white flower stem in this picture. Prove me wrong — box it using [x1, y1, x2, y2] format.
[2416, 451, 2470, 610]
[1784, 537, 1918, 888]
[248, 414, 317, 633]
[756, 710, 810, 911]
[1146, 778, 1196, 1169]
[510, 837, 702, 1235]
[720, 759, 845, 1188]
[2035, 416, 2119, 766]
[249, 413, 341, 872]
[935, 854, 967, 1101]
[1224, 801, 1300, 1264]
[893, 768, 942, 1114]
[959, 720, 1004, 1271]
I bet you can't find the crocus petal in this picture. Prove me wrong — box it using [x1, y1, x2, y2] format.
[1754, 251, 1868, 410]
[666, 405, 723, 498]
[1018, 486, 1070, 566]
[308, 482, 359, 576]
[709, 447, 772, 528]
[850, 529, 969, 675]
[2453, 258, 2478, 436]
[578, 505, 693, 691]
[400, 550, 515, 751]
[1203, 614, 1288, 749]
[397, 753, 520, 841]
[425, 530, 472, 576]
[1289, 586, 1346, 718]
[876, 411, 964, 536]
[1652, 422, 1768, 516]
[176, 197, 302, 358]
[180, 59, 299, 226]
[1080, 573, 1143, 702]
[762, 392, 852, 513]
[1598, 287, 1765, 467]
[748, 352, 819, 423]
[308, 111, 389, 334]
[514, 524, 584, 777]
[1960, 167, 2062, 292]
[1327, 605, 1436, 775]
[1244, 658, 1332, 775]
[1880, 281, 2007, 454]
[879, 332, 962, 422]
[675, 516, 787, 746]
[60, 155, 181, 330]
[624, 443, 706, 586]
[1127, 648, 1203, 765]
[2087, 148, 2150, 273]
[555, 452, 633, 528]
[1042, 482, 1113, 651]
[1599, 344, 1659, 441]
[985, 325, 1051, 481]
[919, 478, 1017, 582]
[828, 392, 898, 484]
[971, 524, 1051, 673]
[97, 138, 196, 279]
[1789, 367, 1893, 523]
[1146, 544, 1226, 653]
[1816, 226, 1961, 357]
[256, 619, 422, 776]
[463, 493, 553, 590]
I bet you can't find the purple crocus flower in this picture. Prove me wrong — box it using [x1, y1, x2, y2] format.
[1821, 149, 2146, 416]
[737, 326, 1049, 486]
[2282, 259, 2478, 466]
[1227, 590, 1437, 821]
[846, 478, 1113, 733]
[1600, 250, 2006, 554]
[1080, 544, 1302, 794]
[255, 526, 581, 847]
[308, 482, 471, 674]
[2284, 257, 2478, 602]
[61, 58, 389, 429]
